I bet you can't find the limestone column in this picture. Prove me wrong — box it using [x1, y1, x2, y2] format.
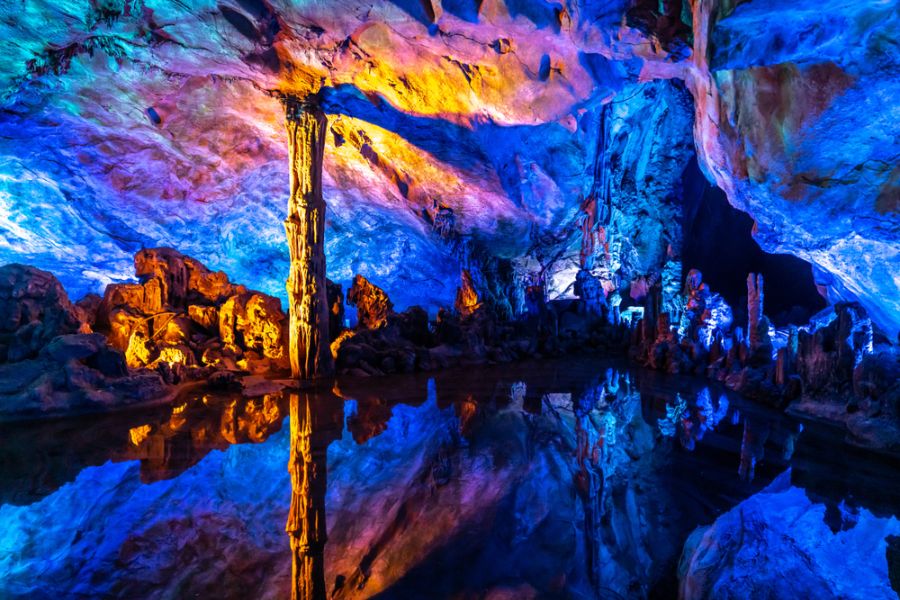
[286, 391, 343, 600]
[284, 94, 334, 379]
[747, 273, 764, 351]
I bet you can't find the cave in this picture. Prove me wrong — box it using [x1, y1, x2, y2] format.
[0, 1, 898, 599]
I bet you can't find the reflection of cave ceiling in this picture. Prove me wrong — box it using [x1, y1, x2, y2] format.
[0, 0, 897, 336]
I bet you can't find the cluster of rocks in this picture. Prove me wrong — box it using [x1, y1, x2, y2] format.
[0, 264, 168, 420]
[330, 273, 630, 377]
[628, 269, 900, 428]
[89, 247, 292, 382]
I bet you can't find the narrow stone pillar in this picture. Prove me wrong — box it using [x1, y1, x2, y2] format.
[747, 273, 764, 351]
[284, 95, 334, 379]
[286, 391, 343, 600]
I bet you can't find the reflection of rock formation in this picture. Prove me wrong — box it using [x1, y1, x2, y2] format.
[0, 388, 289, 504]
[129, 391, 288, 482]
[286, 391, 344, 600]
[679, 471, 900, 599]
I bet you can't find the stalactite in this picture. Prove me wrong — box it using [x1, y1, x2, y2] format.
[284, 95, 334, 379]
[286, 392, 343, 600]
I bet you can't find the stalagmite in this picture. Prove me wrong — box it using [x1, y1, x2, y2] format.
[747, 273, 764, 351]
[284, 95, 334, 379]
[286, 392, 344, 600]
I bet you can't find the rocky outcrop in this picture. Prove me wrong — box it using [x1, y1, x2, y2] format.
[346, 275, 394, 330]
[0, 331, 168, 421]
[629, 268, 897, 417]
[93, 247, 290, 378]
[334, 273, 630, 377]
[679, 470, 900, 599]
[0, 264, 84, 362]
[0, 265, 169, 420]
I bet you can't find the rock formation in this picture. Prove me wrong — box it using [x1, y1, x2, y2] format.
[346, 275, 394, 330]
[679, 471, 900, 599]
[0, 264, 84, 362]
[93, 247, 289, 379]
[284, 95, 334, 380]
[453, 270, 482, 317]
[0, 265, 168, 420]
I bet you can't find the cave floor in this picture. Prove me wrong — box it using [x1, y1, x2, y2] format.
[1, 357, 897, 599]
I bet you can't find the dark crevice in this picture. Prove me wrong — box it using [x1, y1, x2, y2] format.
[681, 156, 826, 327]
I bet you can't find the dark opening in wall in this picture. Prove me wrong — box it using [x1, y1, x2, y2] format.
[681, 156, 826, 327]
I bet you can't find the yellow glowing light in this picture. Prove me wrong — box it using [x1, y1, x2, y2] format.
[158, 347, 188, 366]
[129, 424, 152, 446]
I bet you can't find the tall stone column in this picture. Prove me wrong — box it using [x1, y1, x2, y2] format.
[747, 273, 764, 350]
[286, 391, 343, 600]
[284, 95, 334, 379]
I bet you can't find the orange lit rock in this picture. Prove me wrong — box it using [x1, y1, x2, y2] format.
[347, 274, 394, 330]
[218, 293, 289, 369]
[134, 247, 244, 308]
[188, 305, 219, 331]
[284, 96, 334, 380]
[93, 247, 290, 375]
[454, 270, 482, 317]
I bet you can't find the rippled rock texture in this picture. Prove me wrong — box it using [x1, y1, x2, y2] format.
[1, 0, 895, 335]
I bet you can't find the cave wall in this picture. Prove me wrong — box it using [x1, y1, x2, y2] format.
[0, 0, 896, 334]
[687, 0, 900, 337]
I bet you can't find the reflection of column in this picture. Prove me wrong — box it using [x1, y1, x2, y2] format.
[284, 95, 334, 380]
[286, 392, 343, 600]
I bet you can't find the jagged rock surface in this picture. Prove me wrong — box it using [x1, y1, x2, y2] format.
[0, 265, 168, 420]
[0, 264, 84, 362]
[93, 247, 290, 377]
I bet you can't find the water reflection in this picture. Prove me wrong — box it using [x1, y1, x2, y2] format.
[0, 358, 897, 599]
[653, 386, 803, 482]
[286, 391, 343, 600]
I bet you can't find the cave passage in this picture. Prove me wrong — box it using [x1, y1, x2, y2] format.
[681, 156, 826, 328]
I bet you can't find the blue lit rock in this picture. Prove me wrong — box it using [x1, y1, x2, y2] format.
[678, 470, 900, 599]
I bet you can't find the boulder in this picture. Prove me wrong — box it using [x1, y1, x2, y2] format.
[0, 264, 83, 362]
[679, 471, 900, 599]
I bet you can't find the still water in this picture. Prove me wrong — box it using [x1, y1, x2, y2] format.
[1, 357, 897, 598]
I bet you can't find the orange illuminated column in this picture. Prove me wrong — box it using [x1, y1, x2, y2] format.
[284, 95, 334, 379]
[286, 391, 344, 600]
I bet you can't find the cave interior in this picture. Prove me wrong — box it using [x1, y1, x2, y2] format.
[0, 0, 898, 598]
